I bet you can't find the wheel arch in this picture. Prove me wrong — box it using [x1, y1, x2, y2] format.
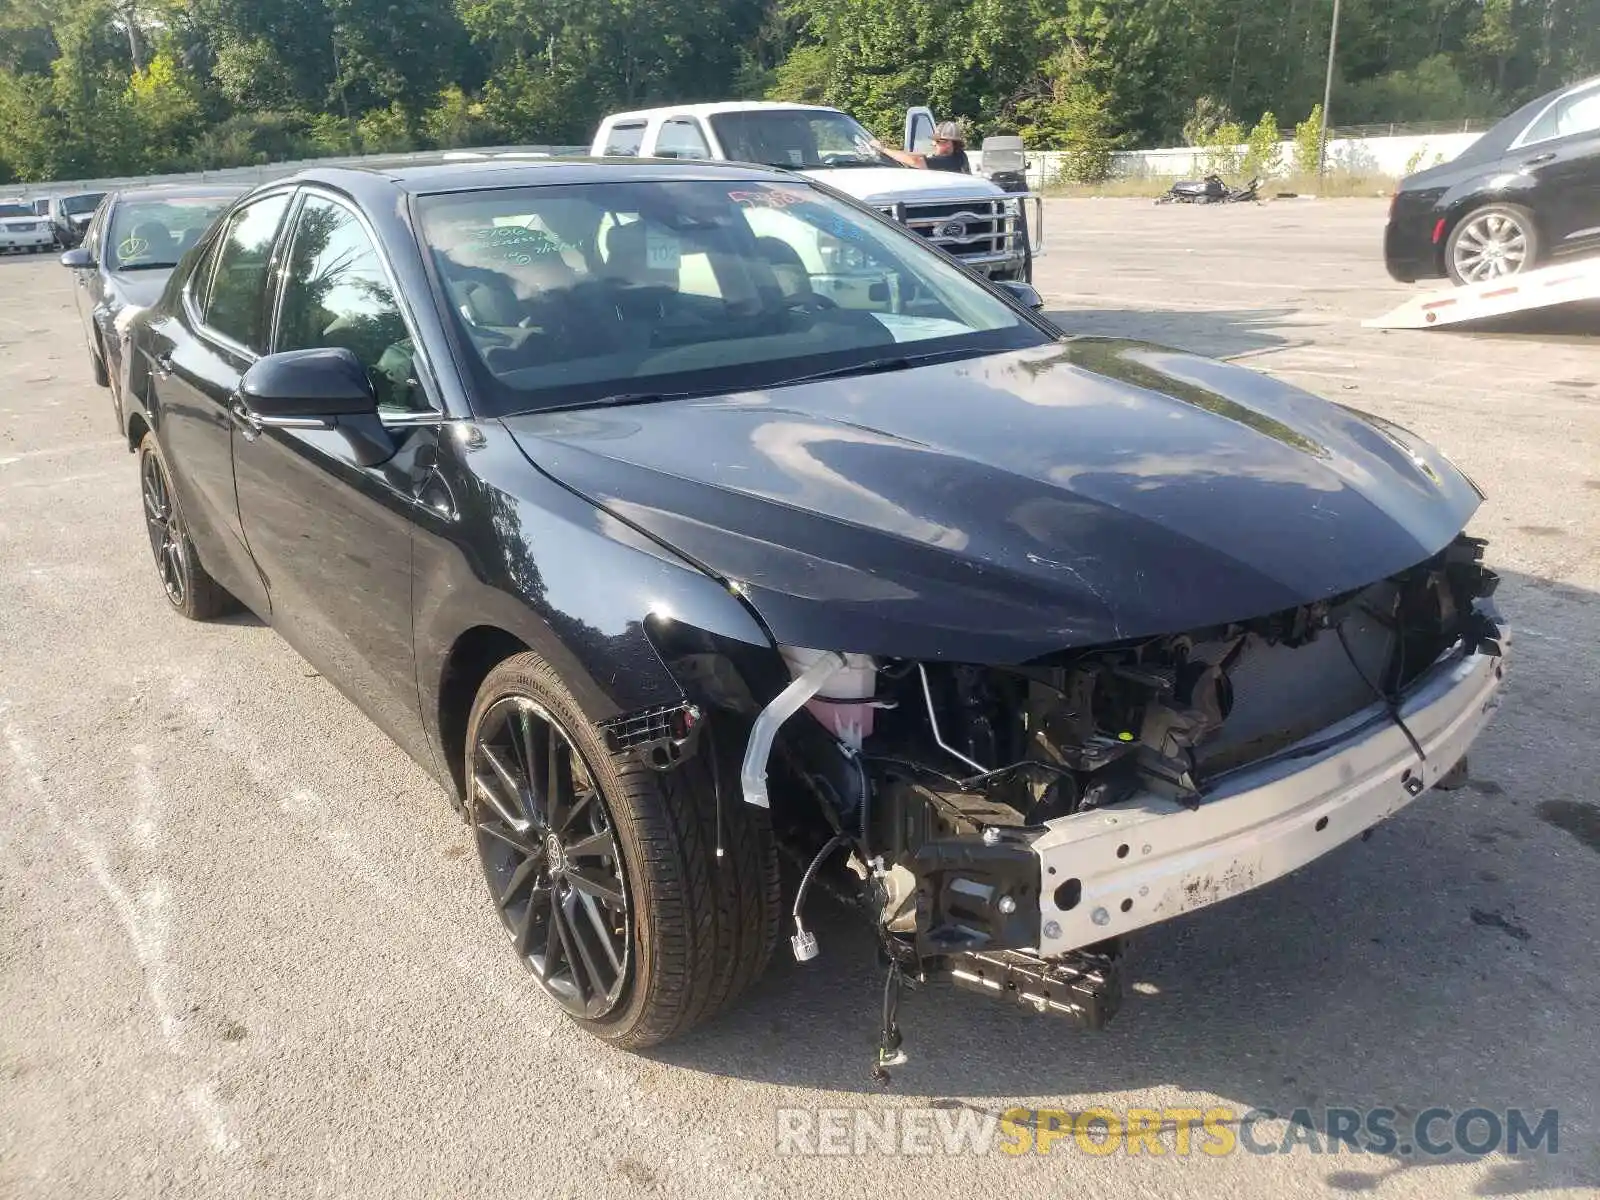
[126, 409, 150, 453]
[1438, 190, 1543, 274]
[435, 624, 534, 808]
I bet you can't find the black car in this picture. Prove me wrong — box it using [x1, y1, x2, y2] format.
[1386, 74, 1600, 284]
[59, 185, 243, 425]
[48, 191, 107, 248]
[120, 159, 1508, 1054]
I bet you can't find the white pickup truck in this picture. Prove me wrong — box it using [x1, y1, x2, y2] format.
[589, 101, 1040, 283]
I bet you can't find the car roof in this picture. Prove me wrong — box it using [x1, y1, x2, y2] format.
[602, 101, 842, 123]
[108, 184, 248, 204]
[277, 156, 803, 197]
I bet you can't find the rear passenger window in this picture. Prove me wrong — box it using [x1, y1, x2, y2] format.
[604, 122, 646, 157]
[656, 118, 710, 160]
[1524, 86, 1600, 144]
[202, 194, 290, 352]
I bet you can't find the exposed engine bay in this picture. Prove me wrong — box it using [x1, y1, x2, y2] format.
[646, 534, 1505, 1077]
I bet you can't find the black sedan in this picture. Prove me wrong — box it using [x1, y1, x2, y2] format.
[120, 159, 1508, 1054]
[60, 185, 243, 425]
[1386, 74, 1600, 284]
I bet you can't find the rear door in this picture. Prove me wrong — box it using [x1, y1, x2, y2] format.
[151, 189, 292, 615]
[1515, 82, 1600, 252]
[229, 188, 440, 759]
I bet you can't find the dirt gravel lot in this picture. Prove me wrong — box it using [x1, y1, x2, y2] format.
[2, 197, 1598, 1199]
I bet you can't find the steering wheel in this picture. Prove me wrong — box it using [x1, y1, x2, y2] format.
[786, 293, 838, 314]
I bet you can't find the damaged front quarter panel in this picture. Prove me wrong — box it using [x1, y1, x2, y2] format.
[410, 420, 778, 788]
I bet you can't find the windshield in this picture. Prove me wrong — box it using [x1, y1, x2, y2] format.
[708, 110, 896, 170]
[62, 193, 104, 216]
[417, 179, 1045, 417]
[108, 196, 233, 270]
[0, 203, 32, 218]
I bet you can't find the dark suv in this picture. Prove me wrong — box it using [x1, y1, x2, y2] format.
[1385, 75, 1600, 285]
[48, 191, 107, 248]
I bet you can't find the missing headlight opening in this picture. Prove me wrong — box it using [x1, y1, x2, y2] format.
[697, 532, 1505, 1079]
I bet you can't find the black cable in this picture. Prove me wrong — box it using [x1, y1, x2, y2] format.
[853, 751, 872, 857]
[957, 758, 1075, 791]
[706, 719, 724, 861]
[861, 754, 967, 790]
[793, 833, 850, 928]
[1337, 623, 1426, 763]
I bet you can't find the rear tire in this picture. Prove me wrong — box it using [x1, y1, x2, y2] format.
[137, 432, 235, 620]
[465, 653, 781, 1049]
[1446, 203, 1539, 286]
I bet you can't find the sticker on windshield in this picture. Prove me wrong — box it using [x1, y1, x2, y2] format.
[728, 189, 809, 210]
[645, 226, 681, 270]
[117, 236, 149, 260]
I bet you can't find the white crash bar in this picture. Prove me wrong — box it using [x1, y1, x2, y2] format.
[1030, 622, 1510, 958]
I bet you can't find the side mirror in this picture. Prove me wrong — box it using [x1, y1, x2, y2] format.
[239, 347, 377, 421]
[59, 247, 93, 269]
[998, 280, 1044, 310]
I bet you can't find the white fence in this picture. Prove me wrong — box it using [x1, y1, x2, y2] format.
[975, 131, 1485, 186]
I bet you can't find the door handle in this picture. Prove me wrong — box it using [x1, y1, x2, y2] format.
[1523, 152, 1556, 166]
[152, 351, 174, 379]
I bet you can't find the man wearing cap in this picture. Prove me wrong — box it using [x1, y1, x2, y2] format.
[865, 121, 972, 173]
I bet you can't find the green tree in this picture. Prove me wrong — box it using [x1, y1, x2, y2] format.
[1242, 109, 1283, 178]
[1293, 103, 1324, 175]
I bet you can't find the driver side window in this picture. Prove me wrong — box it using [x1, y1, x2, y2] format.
[275, 195, 427, 413]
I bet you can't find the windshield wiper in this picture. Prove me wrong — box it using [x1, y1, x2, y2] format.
[512, 389, 713, 417]
[770, 348, 987, 388]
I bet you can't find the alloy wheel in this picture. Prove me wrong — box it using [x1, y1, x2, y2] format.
[141, 452, 186, 607]
[1451, 211, 1529, 282]
[470, 697, 631, 1019]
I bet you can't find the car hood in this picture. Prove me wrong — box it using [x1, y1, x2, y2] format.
[797, 165, 1006, 204]
[107, 271, 169, 310]
[501, 340, 1482, 662]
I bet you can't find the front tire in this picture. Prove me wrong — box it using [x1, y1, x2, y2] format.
[465, 653, 780, 1049]
[90, 335, 110, 387]
[1447, 203, 1539, 285]
[138, 432, 234, 620]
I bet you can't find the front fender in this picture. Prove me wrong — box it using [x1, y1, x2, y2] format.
[412, 421, 774, 748]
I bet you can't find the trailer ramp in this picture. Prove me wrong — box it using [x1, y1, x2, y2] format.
[1366, 256, 1600, 330]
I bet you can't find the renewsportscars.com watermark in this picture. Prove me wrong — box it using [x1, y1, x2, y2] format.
[775, 1105, 1560, 1158]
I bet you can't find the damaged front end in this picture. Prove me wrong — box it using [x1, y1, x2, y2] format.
[685, 533, 1507, 1050]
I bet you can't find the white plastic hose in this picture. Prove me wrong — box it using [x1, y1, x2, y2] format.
[740, 650, 849, 808]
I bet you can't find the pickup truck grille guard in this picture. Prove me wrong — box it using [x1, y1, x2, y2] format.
[877, 194, 1044, 275]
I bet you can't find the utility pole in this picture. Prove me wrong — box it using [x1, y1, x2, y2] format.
[1317, 0, 1342, 178]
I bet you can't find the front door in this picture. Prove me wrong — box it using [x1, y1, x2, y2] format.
[230, 189, 440, 762]
[69, 204, 106, 354]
